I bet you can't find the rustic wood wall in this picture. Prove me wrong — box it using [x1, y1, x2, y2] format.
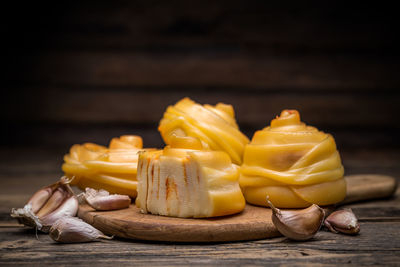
[2, 1, 399, 177]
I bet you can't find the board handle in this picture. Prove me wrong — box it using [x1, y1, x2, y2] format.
[341, 174, 398, 205]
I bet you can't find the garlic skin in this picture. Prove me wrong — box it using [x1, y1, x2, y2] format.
[49, 217, 112, 243]
[324, 208, 360, 235]
[10, 204, 39, 228]
[10, 177, 78, 232]
[83, 188, 131, 211]
[267, 197, 325, 241]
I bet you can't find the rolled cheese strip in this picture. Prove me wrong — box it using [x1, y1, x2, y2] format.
[62, 135, 149, 197]
[136, 135, 245, 218]
[240, 110, 346, 208]
[158, 98, 249, 165]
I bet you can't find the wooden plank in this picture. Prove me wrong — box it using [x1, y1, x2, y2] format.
[3, 89, 399, 129]
[77, 204, 280, 242]
[8, 52, 399, 89]
[0, 222, 399, 266]
[341, 175, 397, 205]
[4, 1, 397, 53]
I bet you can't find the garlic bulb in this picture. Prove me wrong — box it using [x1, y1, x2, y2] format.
[11, 177, 78, 232]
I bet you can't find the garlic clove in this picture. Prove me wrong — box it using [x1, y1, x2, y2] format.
[324, 208, 360, 235]
[35, 187, 68, 218]
[49, 217, 113, 243]
[84, 188, 131, 211]
[266, 196, 325, 241]
[27, 183, 59, 214]
[39, 195, 79, 233]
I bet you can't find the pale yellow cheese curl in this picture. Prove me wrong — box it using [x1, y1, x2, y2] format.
[136, 135, 245, 218]
[158, 98, 249, 165]
[62, 135, 149, 197]
[240, 110, 346, 208]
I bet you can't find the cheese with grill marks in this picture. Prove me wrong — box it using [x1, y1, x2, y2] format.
[136, 136, 245, 218]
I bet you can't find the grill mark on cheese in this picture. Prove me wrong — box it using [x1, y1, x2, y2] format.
[157, 166, 160, 199]
[165, 178, 178, 200]
[139, 158, 143, 172]
[182, 161, 188, 186]
[165, 177, 171, 201]
[196, 166, 200, 183]
[144, 156, 150, 211]
[151, 164, 154, 183]
[165, 177, 170, 213]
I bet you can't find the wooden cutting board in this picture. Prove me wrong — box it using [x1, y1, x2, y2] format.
[78, 174, 397, 242]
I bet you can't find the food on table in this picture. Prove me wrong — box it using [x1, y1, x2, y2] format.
[266, 197, 325, 241]
[324, 208, 360, 235]
[11, 176, 78, 232]
[158, 97, 249, 165]
[136, 134, 246, 218]
[49, 217, 112, 243]
[81, 188, 131, 211]
[62, 135, 151, 197]
[240, 110, 346, 208]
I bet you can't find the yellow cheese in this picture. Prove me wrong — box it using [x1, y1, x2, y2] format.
[240, 110, 346, 208]
[158, 98, 249, 165]
[62, 135, 150, 197]
[136, 135, 245, 218]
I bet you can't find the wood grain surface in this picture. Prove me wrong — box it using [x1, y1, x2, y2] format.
[1, 147, 399, 266]
[77, 174, 397, 242]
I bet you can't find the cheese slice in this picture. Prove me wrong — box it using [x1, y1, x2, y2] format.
[136, 135, 245, 218]
[240, 110, 346, 208]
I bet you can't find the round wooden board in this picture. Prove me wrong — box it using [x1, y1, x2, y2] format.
[78, 204, 280, 242]
[77, 174, 397, 242]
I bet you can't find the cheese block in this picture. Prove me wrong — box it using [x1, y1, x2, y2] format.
[158, 97, 249, 165]
[62, 135, 149, 197]
[240, 110, 346, 208]
[136, 135, 246, 218]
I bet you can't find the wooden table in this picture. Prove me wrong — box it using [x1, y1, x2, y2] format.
[0, 147, 399, 266]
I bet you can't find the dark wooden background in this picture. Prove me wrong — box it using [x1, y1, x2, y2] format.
[2, 1, 400, 181]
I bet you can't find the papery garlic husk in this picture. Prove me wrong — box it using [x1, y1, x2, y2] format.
[83, 188, 131, 211]
[324, 208, 360, 235]
[49, 217, 113, 243]
[267, 197, 325, 241]
[10, 176, 78, 232]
